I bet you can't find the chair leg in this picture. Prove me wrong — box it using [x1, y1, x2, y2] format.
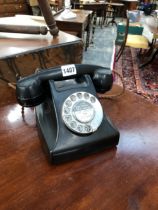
[139, 48, 158, 68]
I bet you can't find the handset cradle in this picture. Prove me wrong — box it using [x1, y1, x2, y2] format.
[16, 64, 119, 164]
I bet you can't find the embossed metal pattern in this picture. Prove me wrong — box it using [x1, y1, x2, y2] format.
[62, 91, 103, 134]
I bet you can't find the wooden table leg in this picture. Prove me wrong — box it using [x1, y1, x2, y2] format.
[6, 58, 21, 80]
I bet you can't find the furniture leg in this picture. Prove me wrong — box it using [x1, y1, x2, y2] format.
[0, 66, 16, 89]
[90, 12, 97, 44]
[6, 58, 21, 80]
[107, 8, 117, 26]
[139, 48, 158, 68]
[36, 51, 48, 69]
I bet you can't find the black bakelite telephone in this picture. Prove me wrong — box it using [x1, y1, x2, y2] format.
[16, 64, 119, 164]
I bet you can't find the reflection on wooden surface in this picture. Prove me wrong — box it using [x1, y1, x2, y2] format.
[1, 83, 158, 210]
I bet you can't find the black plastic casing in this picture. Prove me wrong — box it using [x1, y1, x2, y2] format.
[35, 75, 119, 164]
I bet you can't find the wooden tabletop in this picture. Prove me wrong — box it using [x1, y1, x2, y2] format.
[54, 9, 92, 24]
[0, 15, 82, 59]
[106, 2, 124, 7]
[82, 1, 106, 5]
[121, 0, 138, 2]
[1, 83, 158, 210]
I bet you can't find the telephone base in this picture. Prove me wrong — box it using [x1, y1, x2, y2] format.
[36, 102, 119, 164]
[35, 75, 119, 164]
[16, 64, 119, 164]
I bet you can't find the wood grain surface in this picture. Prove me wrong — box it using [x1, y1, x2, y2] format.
[1, 83, 158, 210]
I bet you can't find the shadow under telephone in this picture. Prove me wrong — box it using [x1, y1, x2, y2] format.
[16, 64, 119, 164]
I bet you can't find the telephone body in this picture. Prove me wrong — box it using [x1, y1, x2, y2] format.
[16, 64, 119, 164]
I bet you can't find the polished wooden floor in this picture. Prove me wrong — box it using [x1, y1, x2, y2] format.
[1, 83, 158, 210]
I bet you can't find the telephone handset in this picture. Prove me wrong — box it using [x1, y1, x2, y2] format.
[16, 64, 119, 164]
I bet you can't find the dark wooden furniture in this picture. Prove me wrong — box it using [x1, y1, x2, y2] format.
[38, 0, 59, 36]
[72, 1, 107, 27]
[49, 0, 64, 11]
[1, 83, 158, 210]
[0, 0, 32, 17]
[20, 10, 92, 50]
[49, 0, 60, 12]
[106, 2, 125, 26]
[72, 1, 106, 12]
[0, 16, 83, 83]
[54, 9, 93, 50]
[121, 0, 138, 10]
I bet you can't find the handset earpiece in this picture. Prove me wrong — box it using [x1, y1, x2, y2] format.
[16, 74, 45, 107]
[92, 68, 113, 93]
